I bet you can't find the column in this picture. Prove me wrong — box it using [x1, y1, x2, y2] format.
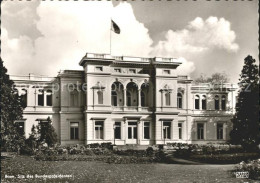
[43, 90, 46, 106]
[171, 121, 174, 140]
[138, 89, 141, 110]
[123, 89, 127, 107]
[137, 121, 142, 144]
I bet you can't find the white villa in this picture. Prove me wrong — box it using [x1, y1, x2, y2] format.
[12, 53, 237, 146]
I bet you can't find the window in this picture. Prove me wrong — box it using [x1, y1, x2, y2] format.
[127, 91, 131, 106]
[163, 70, 170, 74]
[114, 122, 121, 139]
[215, 95, 220, 110]
[195, 95, 200, 109]
[144, 122, 150, 139]
[128, 122, 137, 139]
[178, 123, 182, 139]
[165, 92, 171, 106]
[141, 91, 145, 107]
[221, 95, 226, 110]
[114, 68, 121, 73]
[129, 69, 136, 74]
[70, 91, 78, 106]
[15, 121, 25, 136]
[95, 121, 104, 139]
[70, 122, 79, 140]
[177, 93, 182, 109]
[197, 123, 204, 140]
[21, 89, 27, 107]
[163, 122, 171, 139]
[46, 90, 52, 106]
[111, 91, 117, 106]
[97, 91, 103, 104]
[202, 95, 207, 110]
[95, 66, 103, 71]
[217, 123, 224, 140]
[38, 90, 44, 106]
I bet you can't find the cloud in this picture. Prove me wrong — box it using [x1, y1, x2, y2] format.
[1, 2, 239, 77]
[151, 16, 239, 58]
[2, 1, 153, 76]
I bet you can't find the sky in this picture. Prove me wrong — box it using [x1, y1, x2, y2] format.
[1, 0, 258, 83]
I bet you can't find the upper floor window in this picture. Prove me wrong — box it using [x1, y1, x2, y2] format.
[114, 68, 121, 73]
[129, 69, 136, 74]
[165, 92, 171, 106]
[221, 95, 226, 110]
[97, 91, 103, 104]
[95, 66, 103, 71]
[111, 91, 117, 106]
[70, 90, 78, 107]
[21, 89, 27, 108]
[215, 95, 220, 110]
[46, 90, 52, 106]
[202, 95, 207, 110]
[177, 93, 182, 109]
[195, 95, 200, 109]
[38, 90, 44, 106]
[163, 70, 170, 74]
[127, 91, 131, 106]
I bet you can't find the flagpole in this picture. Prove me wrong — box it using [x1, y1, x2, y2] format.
[110, 18, 112, 55]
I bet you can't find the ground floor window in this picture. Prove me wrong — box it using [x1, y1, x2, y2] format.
[114, 122, 121, 139]
[15, 121, 25, 136]
[197, 123, 204, 140]
[163, 122, 171, 139]
[217, 123, 224, 140]
[144, 122, 150, 139]
[95, 121, 104, 139]
[178, 123, 182, 139]
[70, 122, 79, 140]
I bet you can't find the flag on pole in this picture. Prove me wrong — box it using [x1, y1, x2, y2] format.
[111, 20, 120, 34]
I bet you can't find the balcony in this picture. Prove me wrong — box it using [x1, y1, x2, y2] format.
[111, 106, 153, 112]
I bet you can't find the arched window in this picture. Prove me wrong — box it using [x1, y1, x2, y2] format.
[165, 92, 171, 106]
[111, 91, 117, 106]
[127, 91, 131, 106]
[70, 90, 78, 106]
[46, 90, 52, 106]
[177, 93, 182, 109]
[141, 91, 145, 107]
[38, 89, 44, 106]
[97, 91, 103, 104]
[195, 95, 200, 109]
[202, 95, 207, 110]
[215, 95, 220, 110]
[221, 95, 226, 110]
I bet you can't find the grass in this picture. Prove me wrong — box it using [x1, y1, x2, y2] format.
[1, 154, 250, 183]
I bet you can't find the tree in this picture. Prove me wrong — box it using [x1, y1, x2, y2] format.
[0, 58, 25, 151]
[36, 117, 58, 147]
[230, 55, 259, 151]
[194, 72, 229, 84]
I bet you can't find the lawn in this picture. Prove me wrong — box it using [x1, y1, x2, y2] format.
[1, 155, 250, 183]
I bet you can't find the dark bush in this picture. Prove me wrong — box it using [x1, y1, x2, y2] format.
[20, 145, 34, 155]
[89, 143, 100, 148]
[101, 142, 112, 149]
[146, 147, 154, 157]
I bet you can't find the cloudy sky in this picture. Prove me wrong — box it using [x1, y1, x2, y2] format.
[1, 0, 258, 82]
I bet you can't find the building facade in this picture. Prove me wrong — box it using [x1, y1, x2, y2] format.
[12, 53, 237, 146]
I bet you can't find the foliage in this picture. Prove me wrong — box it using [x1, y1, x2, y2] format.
[194, 72, 229, 84]
[230, 55, 260, 150]
[36, 117, 58, 147]
[190, 153, 260, 164]
[0, 58, 25, 152]
[233, 159, 260, 180]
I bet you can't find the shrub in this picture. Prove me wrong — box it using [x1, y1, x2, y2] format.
[106, 155, 153, 164]
[146, 147, 154, 157]
[89, 143, 100, 148]
[233, 159, 260, 180]
[100, 142, 112, 149]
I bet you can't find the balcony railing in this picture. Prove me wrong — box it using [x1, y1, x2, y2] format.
[111, 106, 152, 112]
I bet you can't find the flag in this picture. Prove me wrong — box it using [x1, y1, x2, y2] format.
[111, 20, 120, 34]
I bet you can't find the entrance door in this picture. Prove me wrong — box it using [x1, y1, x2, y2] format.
[126, 122, 137, 144]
